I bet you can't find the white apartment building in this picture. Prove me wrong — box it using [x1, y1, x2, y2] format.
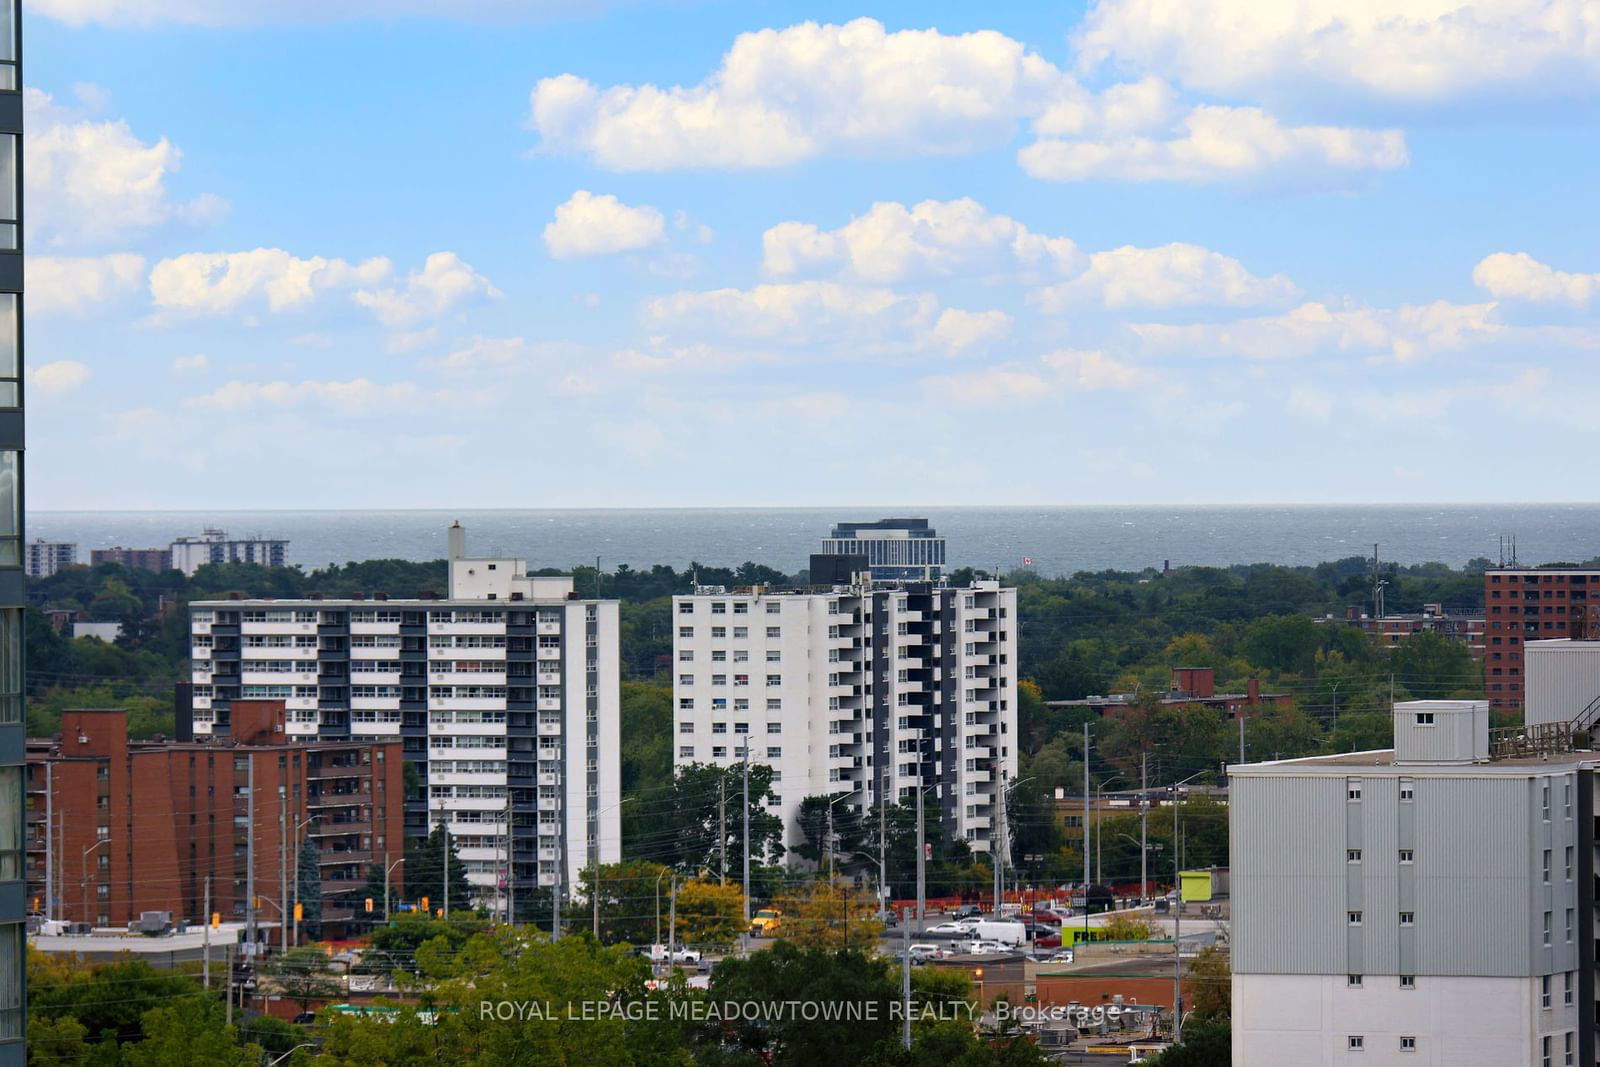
[1231, 700, 1598, 1066]
[24, 539, 75, 578]
[171, 528, 288, 576]
[671, 578, 1018, 857]
[187, 523, 621, 902]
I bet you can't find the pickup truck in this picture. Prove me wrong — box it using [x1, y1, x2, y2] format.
[749, 908, 782, 937]
[645, 944, 702, 964]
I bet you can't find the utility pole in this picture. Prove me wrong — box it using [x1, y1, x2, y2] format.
[901, 903, 912, 1050]
[718, 775, 727, 886]
[279, 786, 288, 953]
[246, 757, 256, 953]
[1140, 754, 1149, 902]
[1082, 722, 1090, 897]
[667, 874, 678, 957]
[225, 944, 233, 1026]
[441, 810, 449, 917]
[915, 785, 926, 925]
[992, 770, 1002, 914]
[202, 875, 211, 990]
[44, 762, 52, 923]
[1238, 709, 1245, 766]
[552, 840, 561, 941]
[827, 797, 835, 880]
[505, 786, 515, 925]
[741, 744, 751, 951]
[1173, 781, 1182, 1044]
[879, 773, 888, 920]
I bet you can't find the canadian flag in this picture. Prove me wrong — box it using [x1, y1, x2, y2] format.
[1022, 557, 1034, 566]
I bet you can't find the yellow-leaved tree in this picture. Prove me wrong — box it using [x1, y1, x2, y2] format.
[772, 877, 884, 951]
[673, 879, 746, 946]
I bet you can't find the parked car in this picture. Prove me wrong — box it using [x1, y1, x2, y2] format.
[952, 903, 984, 921]
[907, 943, 947, 963]
[924, 921, 969, 938]
[973, 920, 1027, 946]
[962, 939, 1013, 954]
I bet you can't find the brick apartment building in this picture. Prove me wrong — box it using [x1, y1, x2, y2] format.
[25, 701, 403, 938]
[1485, 568, 1600, 715]
[1045, 666, 1290, 720]
[89, 547, 173, 574]
[1334, 603, 1487, 658]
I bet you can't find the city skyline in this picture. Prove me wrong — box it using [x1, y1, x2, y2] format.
[22, 1, 1600, 509]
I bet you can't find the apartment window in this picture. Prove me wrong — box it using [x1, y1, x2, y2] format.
[1565, 846, 1574, 881]
[711, 723, 727, 735]
[1400, 1037, 1416, 1052]
[678, 698, 694, 710]
[711, 746, 726, 758]
[0, 608, 17, 724]
[732, 603, 748, 615]
[710, 602, 726, 615]
[1564, 971, 1574, 1005]
[1565, 908, 1573, 943]
[0, 450, 15, 566]
[1348, 911, 1362, 926]
[1399, 912, 1414, 926]
[766, 747, 781, 759]
[766, 723, 781, 734]
[1348, 1036, 1364, 1051]
[678, 722, 694, 734]
[712, 627, 727, 638]
[1347, 779, 1362, 802]
[1399, 975, 1415, 989]
[1543, 782, 1551, 821]
[1542, 1036, 1551, 1067]
[0, 924, 19, 1038]
[765, 650, 781, 663]
[678, 674, 694, 687]
[1542, 975, 1552, 1008]
[1346, 974, 1362, 988]
[1399, 779, 1414, 801]
[679, 626, 693, 639]
[678, 602, 694, 614]
[765, 603, 780, 614]
[1346, 849, 1362, 864]
[1564, 780, 1573, 818]
[1544, 848, 1552, 883]
[678, 650, 693, 662]
[766, 675, 781, 687]
[1565, 1033, 1574, 1067]
[1544, 911, 1552, 946]
[1415, 711, 1435, 725]
[1398, 849, 1414, 864]
[766, 627, 781, 638]
[678, 746, 694, 759]
[767, 699, 781, 711]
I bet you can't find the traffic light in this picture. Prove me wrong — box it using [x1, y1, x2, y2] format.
[295, 902, 304, 921]
[420, 896, 429, 913]
[435, 908, 443, 918]
[211, 912, 220, 929]
[363, 898, 373, 914]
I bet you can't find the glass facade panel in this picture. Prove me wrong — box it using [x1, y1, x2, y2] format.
[0, 295, 13, 380]
[0, 924, 17, 1039]
[0, 611, 15, 724]
[0, 768, 15, 880]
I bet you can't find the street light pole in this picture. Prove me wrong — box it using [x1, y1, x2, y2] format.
[80, 838, 108, 926]
[592, 797, 635, 941]
[383, 856, 405, 921]
[1169, 769, 1205, 1044]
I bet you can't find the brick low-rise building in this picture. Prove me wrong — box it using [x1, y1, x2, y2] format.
[25, 702, 403, 939]
[1485, 568, 1600, 716]
[1045, 666, 1289, 720]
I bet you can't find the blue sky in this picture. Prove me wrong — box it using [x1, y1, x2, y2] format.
[19, 0, 1600, 508]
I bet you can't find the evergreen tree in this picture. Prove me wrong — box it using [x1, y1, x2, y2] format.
[294, 837, 321, 940]
[403, 823, 473, 913]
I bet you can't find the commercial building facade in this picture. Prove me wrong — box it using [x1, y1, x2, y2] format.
[188, 524, 621, 902]
[1486, 567, 1600, 716]
[819, 518, 946, 581]
[1231, 700, 1597, 1066]
[171, 529, 289, 576]
[0, 8, 25, 1056]
[26, 704, 403, 939]
[671, 579, 1017, 855]
[23, 540, 74, 579]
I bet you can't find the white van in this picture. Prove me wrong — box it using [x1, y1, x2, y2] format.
[973, 920, 1027, 946]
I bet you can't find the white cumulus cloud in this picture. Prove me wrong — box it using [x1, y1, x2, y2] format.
[543, 190, 666, 259]
[643, 281, 938, 345]
[922, 348, 1157, 407]
[928, 309, 1013, 356]
[352, 252, 501, 329]
[149, 248, 392, 316]
[1075, 0, 1600, 103]
[762, 198, 1081, 282]
[1131, 300, 1502, 363]
[1032, 242, 1297, 311]
[28, 360, 91, 394]
[529, 18, 1069, 170]
[25, 89, 226, 247]
[185, 378, 428, 415]
[1019, 105, 1406, 183]
[171, 353, 209, 373]
[1473, 252, 1600, 306]
[27, 254, 145, 315]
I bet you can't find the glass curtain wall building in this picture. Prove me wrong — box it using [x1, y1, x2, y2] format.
[0, 0, 23, 1056]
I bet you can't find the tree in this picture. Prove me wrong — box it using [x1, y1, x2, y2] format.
[1187, 945, 1231, 1023]
[576, 859, 672, 945]
[772, 877, 884, 952]
[793, 792, 870, 870]
[403, 823, 473, 913]
[672, 878, 745, 945]
[123, 998, 264, 1067]
[1148, 1019, 1231, 1066]
[296, 836, 323, 938]
[1099, 913, 1154, 941]
[627, 762, 786, 876]
[264, 945, 344, 1013]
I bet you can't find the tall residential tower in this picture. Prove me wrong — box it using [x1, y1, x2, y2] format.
[188, 525, 621, 905]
